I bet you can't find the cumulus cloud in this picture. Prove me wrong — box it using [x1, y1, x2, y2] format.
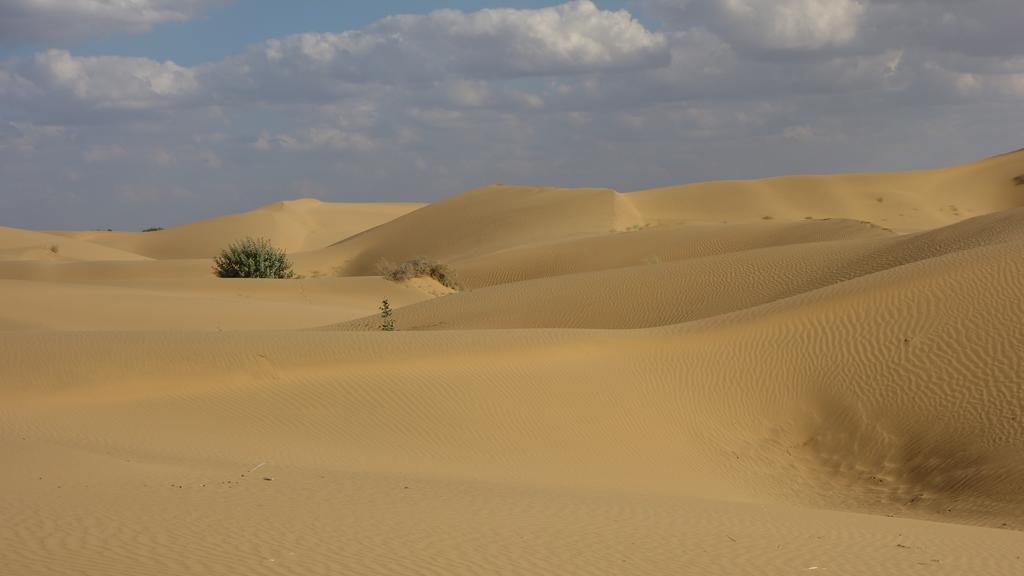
[372, 0, 669, 77]
[639, 0, 866, 51]
[865, 0, 1024, 57]
[1, 1, 667, 117]
[641, 0, 1024, 57]
[712, 0, 866, 51]
[0, 50, 198, 121]
[0, 0, 228, 46]
[204, 0, 668, 102]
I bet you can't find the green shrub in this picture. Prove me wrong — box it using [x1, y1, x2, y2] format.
[380, 298, 395, 331]
[213, 237, 294, 279]
[377, 256, 460, 290]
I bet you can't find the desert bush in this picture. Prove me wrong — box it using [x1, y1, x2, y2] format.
[49, 244, 59, 254]
[377, 256, 460, 290]
[1014, 174, 1024, 186]
[213, 237, 294, 279]
[142, 227, 164, 232]
[379, 298, 395, 331]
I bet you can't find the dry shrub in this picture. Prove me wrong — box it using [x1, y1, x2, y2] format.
[377, 256, 460, 290]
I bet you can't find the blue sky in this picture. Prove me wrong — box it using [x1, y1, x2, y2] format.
[1, 1, 1023, 229]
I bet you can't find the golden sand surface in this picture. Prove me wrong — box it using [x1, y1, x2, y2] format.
[2, 151, 1023, 574]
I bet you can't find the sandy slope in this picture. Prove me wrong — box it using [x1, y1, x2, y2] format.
[334, 208, 1024, 330]
[291, 185, 645, 277]
[0, 277, 433, 331]
[629, 148, 1024, 231]
[450, 217, 896, 288]
[2, 150, 1024, 574]
[0, 226, 151, 262]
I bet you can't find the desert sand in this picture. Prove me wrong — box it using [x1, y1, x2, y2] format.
[2, 151, 1024, 575]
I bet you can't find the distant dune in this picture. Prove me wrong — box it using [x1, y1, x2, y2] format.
[0, 226, 151, 262]
[2, 150, 1023, 575]
[55, 199, 425, 260]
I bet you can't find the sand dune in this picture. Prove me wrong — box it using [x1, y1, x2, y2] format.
[629, 148, 1024, 231]
[334, 208, 1024, 330]
[451, 217, 895, 288]
[3, 150, 1024, 575]
[0, 226, 151, 262]
[55, 199, 425, 259]
[293, 185, 645, 277]
[291, 151, 1023, 280]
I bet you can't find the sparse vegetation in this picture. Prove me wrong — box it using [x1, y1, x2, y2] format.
[49, 244, 59, 254]
[762, 215, 774, 220]
[380, 298, 395, 331]
[213, 237, 294, 279]
[377, 256, 460, 290]
[142, 227, 164, 232]
[1014, 174, 1024, 186]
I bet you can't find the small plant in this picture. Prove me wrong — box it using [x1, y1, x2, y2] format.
[1014, 175, 1024, 186]
[213, 237, 294, 279]
[49, 244, 59, 254]
[379, 298, 395, 331]
[377, 256, 460, 290]
[623, 223, 652, 232]
[142, 227, 164, 232]
[762, 215, 774, 220]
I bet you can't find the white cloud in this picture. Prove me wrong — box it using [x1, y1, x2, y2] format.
[383, 0, 668, 77]
[205, 0, 668, 101]
[922, 61, 1024, 101]
[713, 0, 866, 51]
[0, 0, 228, 46]
[642, 0, 1024, 58]
[274, 127, 378, 153]
[640, 0, 866, 51]
[0, 50, 197, 116]
[1, 1, 667, 117]
[864, 0, 1024, 58]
